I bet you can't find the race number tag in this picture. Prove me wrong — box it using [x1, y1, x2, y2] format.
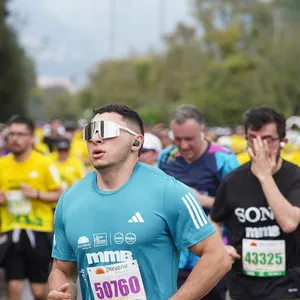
[6, 190, 31, 216]
[242, 239, 286, 277]
[87, 260, 147, 300]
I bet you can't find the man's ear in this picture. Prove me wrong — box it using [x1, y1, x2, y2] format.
[131, 135, 144, 153]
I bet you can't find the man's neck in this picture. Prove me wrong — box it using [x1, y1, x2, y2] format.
[58, 154, 68, 163]
[96, 158, 138, 191]
[13, 148, 33, 162]
[272, 157, 283, 175]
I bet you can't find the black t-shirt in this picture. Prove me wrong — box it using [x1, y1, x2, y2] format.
[211, 160, 300, 300]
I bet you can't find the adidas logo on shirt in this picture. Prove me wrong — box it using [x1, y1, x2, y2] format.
[128, 212, 144, 223]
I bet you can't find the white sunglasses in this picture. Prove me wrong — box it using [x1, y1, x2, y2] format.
[83, 120, 139, 141]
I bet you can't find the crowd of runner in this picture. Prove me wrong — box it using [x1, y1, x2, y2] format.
[0, 104, 299, 300]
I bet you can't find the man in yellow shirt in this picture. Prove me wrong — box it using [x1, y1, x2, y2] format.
[0, 116, 62, 300]
[64, 120, 91, 167]
[52, 137, 86, 192]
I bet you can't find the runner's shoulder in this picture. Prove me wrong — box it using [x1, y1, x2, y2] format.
[281, 159, 300, 179]
[0, 153, 13, 165]
[208, 143, 233, 155]
[137, 161, 178, 184]
[282, 159, 300, 172]
[157, 145, 179, 168]
[222, 161, 250, 182]
[31, 149, 55, 164]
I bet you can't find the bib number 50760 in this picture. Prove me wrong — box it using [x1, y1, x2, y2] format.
[94, 276, 141, 299]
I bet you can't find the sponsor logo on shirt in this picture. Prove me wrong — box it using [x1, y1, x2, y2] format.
[235, 206, 280, 238]
[78, 236, 92, 250]
[79, 269, 89, 288]
[125, 233, 136, 245]
[28, 171, 38, 178]
[86, 250, 133, 265]
[93, 233, 108, 247]
[128, 212, 144, 223]
[114, 233, 124, 244]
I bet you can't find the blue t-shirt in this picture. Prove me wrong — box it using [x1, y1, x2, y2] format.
[158, 142, 239, 269]
[158, 142, 239, 210]
[52, 162, 215, 300]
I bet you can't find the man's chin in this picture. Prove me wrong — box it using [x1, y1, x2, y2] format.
[181, 153, 194, 162]
[94, 162, 113, 171]
[11, 149, 23, 155]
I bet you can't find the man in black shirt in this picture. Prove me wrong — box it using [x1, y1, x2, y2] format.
[210, 106, 300, 300]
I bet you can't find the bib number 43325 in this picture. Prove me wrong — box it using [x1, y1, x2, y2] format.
[244, 252, 283, 266]
[242, 239, 286, 277]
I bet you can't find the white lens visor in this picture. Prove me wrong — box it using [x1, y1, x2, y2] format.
[83, 120, 138, 141]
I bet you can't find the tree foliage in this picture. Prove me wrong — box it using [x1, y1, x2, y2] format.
[26, 0, 300, 125]
[0, 0, 36, 122]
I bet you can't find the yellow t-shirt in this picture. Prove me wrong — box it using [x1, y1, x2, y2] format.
[237, 151, 250, 165]
[34, 142, 50, 156]
[51, 139, 89, 165]
[54, 156, 86, 190]
[287, 150, 300, 166]
[0, 151, 61, 233]
[70, 139, 89, 162]
[74, 129, 83, 141]
[236, 150, 298, 166]
[52, 156, 86, 208]
[230, 135, 247, 154]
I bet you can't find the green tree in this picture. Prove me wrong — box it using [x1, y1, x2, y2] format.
[74, 0, 300, 126]
[0, 0, 36, 122]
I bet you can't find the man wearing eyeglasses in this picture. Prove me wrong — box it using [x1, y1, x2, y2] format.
[0, 115, 62, 300]
[48, 103, 231, 300]
[210, 106, 300, 300]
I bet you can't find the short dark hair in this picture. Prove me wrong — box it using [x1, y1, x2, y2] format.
[92, 103, 144, 136]
[243, 106, 286, 141]
[171, 104, 205, 127]
[7, 115, 35, 135]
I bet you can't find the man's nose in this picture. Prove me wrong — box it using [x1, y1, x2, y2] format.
[180, 140, 189, 149]
[91, 132, 104, 144]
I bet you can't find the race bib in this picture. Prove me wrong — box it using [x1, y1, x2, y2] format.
[242, 239, 286, 277]
[5, 190, 32, 216]
[87, 260, 147, 300]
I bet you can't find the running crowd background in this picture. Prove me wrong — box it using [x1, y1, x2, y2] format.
[0, 111, 300, 299]
[0, 116, 299, 170]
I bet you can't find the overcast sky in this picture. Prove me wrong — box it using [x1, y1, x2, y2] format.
[9, 0, 194, 86]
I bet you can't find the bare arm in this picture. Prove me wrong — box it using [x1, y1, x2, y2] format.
[21, 184, 63, 204]
[260, 175, 300, 233]
[169, 232, 231, 300]
[37, 188, 63, 203]
[190, 187, 215, 209]
[208, 215, 223, 237]
[249, 137, 300, 233]
[48, 259, 78, 300]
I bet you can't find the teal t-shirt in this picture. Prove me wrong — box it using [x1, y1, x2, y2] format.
[52, 162, 215, 300]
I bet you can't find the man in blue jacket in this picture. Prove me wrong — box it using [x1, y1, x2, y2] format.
[158, 104, 239, 300]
